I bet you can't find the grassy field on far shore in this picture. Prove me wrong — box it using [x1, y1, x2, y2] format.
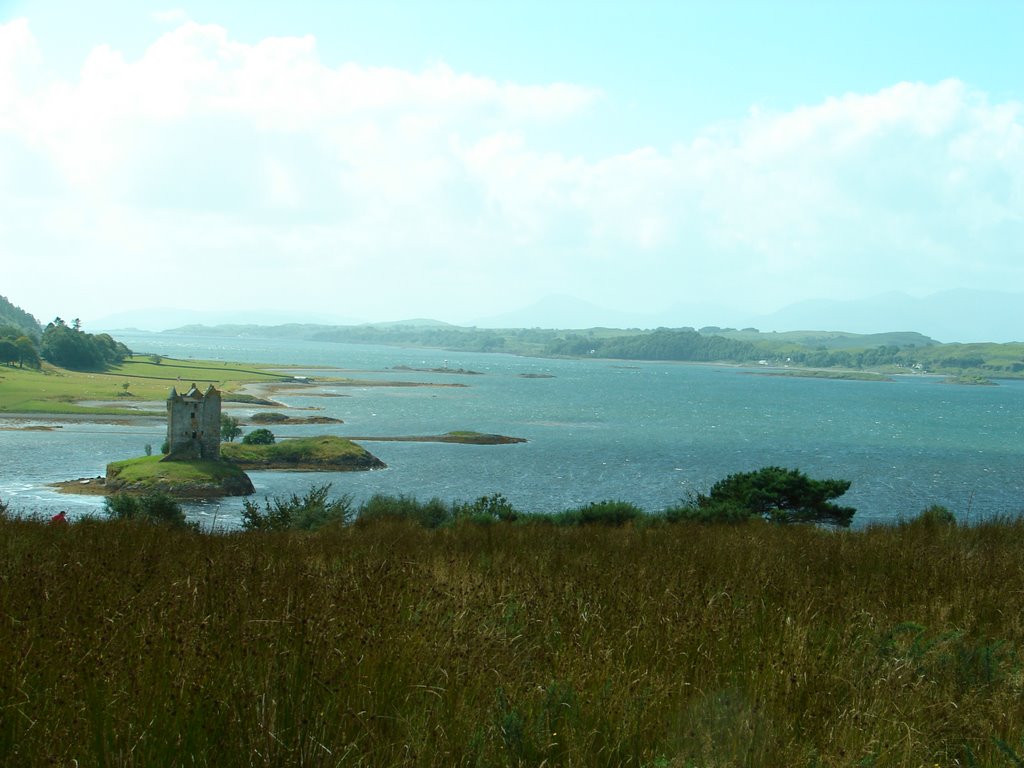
[0, 356, 289, 415]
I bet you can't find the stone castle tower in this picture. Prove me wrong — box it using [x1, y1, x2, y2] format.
[162, 383, 221, 461]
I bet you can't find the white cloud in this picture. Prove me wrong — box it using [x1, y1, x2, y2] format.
[0, 18, 1021, 323]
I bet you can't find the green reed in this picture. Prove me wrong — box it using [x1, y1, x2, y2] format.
[2, 514, 1024, 766]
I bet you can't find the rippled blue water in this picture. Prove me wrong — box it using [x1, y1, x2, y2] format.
[2, 332, 1022, 529]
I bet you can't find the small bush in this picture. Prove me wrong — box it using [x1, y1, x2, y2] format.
[104, 491, 190, 528]
[242, 428, 276, 445]
[453, 493, 519, 524]
[664, 499, 753, 524]
[357, 493, 452, 529]
[909, 504, 958, 527]
[241, 483, 353, 531]
[557, 500, 645, 527]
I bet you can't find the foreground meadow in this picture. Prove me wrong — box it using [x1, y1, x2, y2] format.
[2, 516, 1024, 767]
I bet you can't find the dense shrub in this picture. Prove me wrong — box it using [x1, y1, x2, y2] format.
[241, 483, 353, 531]
[241, 428, 276, 445]
[540, 499, 645, 527]
[104, 492, 191, 528]
[452, 493, 519, 524]
[908, 504, 958, 527]
[356, 493, 452, 529]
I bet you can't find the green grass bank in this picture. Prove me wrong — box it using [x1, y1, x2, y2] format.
[3, 516, 1024, 766]
[0, 355, 289, 415]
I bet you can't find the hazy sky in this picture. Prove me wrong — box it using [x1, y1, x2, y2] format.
[2, 1, 1022, 328]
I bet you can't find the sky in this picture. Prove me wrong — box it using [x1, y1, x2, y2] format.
[1, 0, 1022, 330]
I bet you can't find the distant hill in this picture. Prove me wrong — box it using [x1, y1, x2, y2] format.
[746, 290, 1023, 344]
[89, 307, 361, 332]
[365, 318, 455, 329]
[716, 329, 938, 350]
[472, 294, 739, 331]
[0, 295, 42, 337]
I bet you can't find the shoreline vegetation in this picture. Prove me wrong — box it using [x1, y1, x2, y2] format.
[4, 511, 1024, 766]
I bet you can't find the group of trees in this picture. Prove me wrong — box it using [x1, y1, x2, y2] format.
[39, 318, 131, 371]
[220, 414, 275, 445]
[0, 326, 40, 369]
[544, 328, 761, 362]
[0, 296, 42, 369]
[1, 299, 136, 372]
[2, 318, 132, 372]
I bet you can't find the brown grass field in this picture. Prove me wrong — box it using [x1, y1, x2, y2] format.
[2, 514, 1024, 766]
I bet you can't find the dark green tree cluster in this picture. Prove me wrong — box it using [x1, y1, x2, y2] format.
[669, 466, 855, 527]
[0, 329, 40, 368]
[0, 297, 42, 369]
[241, 428, 275, 445]
[40, 318, 131, 371]
[544, 328, 761, 362]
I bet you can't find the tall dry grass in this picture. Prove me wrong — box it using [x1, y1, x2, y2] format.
[2, 515, 1023, 766]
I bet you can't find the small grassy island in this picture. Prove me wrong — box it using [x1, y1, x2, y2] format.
[108, 456, 256, 496]
[746, 369, 894, 382]
[941, 374, 997, 386]
[53, 456, 256, 497]
[220, 435, 386, 470]
[347, 430, 527, 445]
[56, 437, 387, 496]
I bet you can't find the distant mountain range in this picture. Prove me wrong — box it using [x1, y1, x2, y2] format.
[473, 289, 1022, 344]
[85, 289, 1021, 344]
[88, 307, 361, 333]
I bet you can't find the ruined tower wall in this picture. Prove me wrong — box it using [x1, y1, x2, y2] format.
[163, 384, 221, 461]
[200, 386, 221, 460]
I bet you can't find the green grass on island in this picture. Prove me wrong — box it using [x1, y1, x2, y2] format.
[102, 455, 255, 496]
[221, 435, 386, 470]
[4, 514, 1024, 766]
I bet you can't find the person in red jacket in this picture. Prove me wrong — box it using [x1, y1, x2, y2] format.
[50, 510, 68, 525]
